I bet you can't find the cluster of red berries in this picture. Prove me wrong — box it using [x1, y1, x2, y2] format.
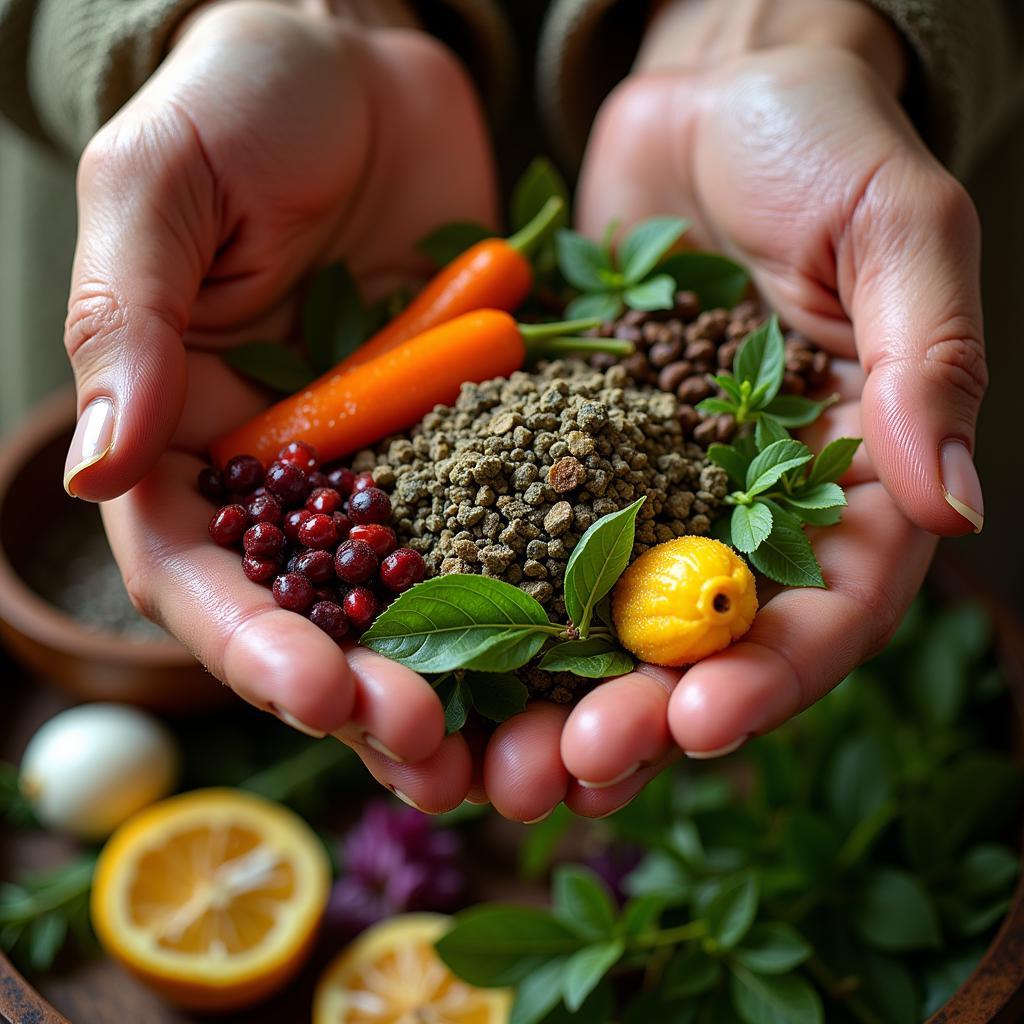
[200, 441, 425, 642]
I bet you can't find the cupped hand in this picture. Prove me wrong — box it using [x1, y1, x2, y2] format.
[64, 0, 496, 807]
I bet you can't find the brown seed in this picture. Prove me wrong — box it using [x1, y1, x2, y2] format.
[677, 404, 701, 434]
[649, 338, 682, 367]
[714, 414, 737, 443]
[642, 322, 664, 345]
[783, 372, 807, 395]
[718, 339, 740, 369]
[620, 308, 647, 327]
[621, 352, 654, 382]
[693, 418, 719, 446]
[685, 339, 717, 364]
[658, 360, 694, 393]
[548, 457, 587, 494]
[590, 353, 618, 371]
[677, 377, 713, 404]
[613, 323, 642, 343]
[674, 291, 700, 320]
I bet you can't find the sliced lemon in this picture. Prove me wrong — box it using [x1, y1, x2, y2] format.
[91, 787, 330, 1011]
[313, 914, 511, 1023]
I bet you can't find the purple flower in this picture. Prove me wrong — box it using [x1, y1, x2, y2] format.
[326, 801, 464, 936]
[584, 844, 645, 907]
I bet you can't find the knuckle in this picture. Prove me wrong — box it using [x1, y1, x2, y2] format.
[121, 562, 160, 625]
[843, 583, 902, 660]
[64, 286, 126, 364]
[929, 175, 980, 242]
[922, 331, 988, 408]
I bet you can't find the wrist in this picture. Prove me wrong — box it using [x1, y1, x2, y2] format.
[636, 0, 906, 95]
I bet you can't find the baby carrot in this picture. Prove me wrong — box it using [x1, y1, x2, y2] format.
[210, 311, 630, 468]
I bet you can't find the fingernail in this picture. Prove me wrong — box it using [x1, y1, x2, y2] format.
[362, 732, 406, 763]
[594, 794, 638, 819]
[523, 809, 554, 825]
[268, 704, 326, 739]
[940, 439, 984, 533]
[578, 762, 642, 790]
[390, 787, 424, 811]
[684, 734, 749, 759]
[63, 397, 114, 497]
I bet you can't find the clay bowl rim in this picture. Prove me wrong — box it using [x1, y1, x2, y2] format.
[0, 386, 192, 667]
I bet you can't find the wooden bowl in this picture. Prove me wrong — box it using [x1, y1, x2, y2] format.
[0, 387, 223, 713]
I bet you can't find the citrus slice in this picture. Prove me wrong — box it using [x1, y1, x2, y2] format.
[313, 914, 511, 1023]
[91, 787, 330, 1011]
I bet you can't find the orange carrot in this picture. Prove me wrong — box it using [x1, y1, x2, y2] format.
[210, 311, 631, 468]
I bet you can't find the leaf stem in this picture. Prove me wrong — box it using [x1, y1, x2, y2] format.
[507, 197, 565, 255]
[805, 955, 883, 1024]
[0, 856, 96, 925]
[630, 920, 706, 949]
[529, 337, 635, 359]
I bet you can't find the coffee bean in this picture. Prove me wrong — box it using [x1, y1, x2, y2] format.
[658, 360, 694, 393]
[677, 377, 714, 404]
[649, 338, 682, 367]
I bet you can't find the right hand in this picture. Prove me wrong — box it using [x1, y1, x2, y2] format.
[64, 0, 497, 809]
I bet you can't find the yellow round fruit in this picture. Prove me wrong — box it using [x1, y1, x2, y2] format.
[313, 913, 512, 1024]
[90, 787, 330, 1012]
[612, 536, 758, 666]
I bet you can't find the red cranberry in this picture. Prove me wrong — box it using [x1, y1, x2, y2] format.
[293, 548, 335, 584]
[298, 512, 338, 550]
[334, 539, 379, 584]
[277, 440, 318, 471]
[197, 467, 227, 502]
[266, 460, 309, 505]
[332, 512, 353, 537]
[343, 586, 379, 632]
[224, 454, 265, 494]
[349, 523, 396, 558]
[379, 548, 426, 593]
[306, 487, 343, 514]
[247, 493, 283, 525]
[283, 507, 313, 542]
[307, 470, 330, 490]
[209, 504, 248, 546]
[309, 600, 349, 641]
[272, 572, 314, 612]
[313, 585, 340, 604]
[243, 554, 279, 583]
[352, 472, 376, 494]
[348, 487, 392, 525]
[326, 466, 356, 496]
[243, 522, 285, 559]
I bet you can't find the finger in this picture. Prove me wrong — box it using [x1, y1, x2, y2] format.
[102, 451, 354, 736]
[841, 158, 986, 535]
[560, 668, 675, 788]
[668, 482, 935, 753]
[483, 703, 571, 822]
[565, 754, 681, 819]
[65, 109, 216, 501]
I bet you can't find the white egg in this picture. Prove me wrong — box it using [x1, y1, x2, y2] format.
[19, 703, 180, 840]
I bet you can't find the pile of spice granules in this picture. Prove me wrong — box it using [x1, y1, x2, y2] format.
[355, 360, 727, 630]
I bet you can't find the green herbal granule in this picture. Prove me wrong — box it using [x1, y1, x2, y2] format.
[356, 360, 727, 628]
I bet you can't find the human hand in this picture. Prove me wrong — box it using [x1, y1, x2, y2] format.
[62, 0, 497, 806]
[470, 0, 987, 821]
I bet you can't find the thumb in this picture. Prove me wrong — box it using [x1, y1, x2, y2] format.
[63, 113, 214, 501]
[847, 158, 987, 536]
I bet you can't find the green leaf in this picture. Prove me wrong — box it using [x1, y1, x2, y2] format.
[761, 394, 838, 427]
[782, 483, 846, 511]
[511, 157, 570, 233]
[416, 220, 492, 267]
[748, 519, 824, 588]
[791, 505, 844, 526]
[511, 958, 569, 1024]
[714, 374, 745, 404]
[730, 503, 773, 553]
[26, 914, 67, 973]
[931, 753, 1023, 853]
[552, 866, 617, 940]
[619, 894, 665, 937]
[563, 497, 645, 636]
[223, 343, 315, 394]
[663, 946, 722, 998]
[519, 805, 573, 878]
[565, 291, 624, 322]
[436, 907, 584, 987]
[361, 575, 555, 674]
[623, 274, 676, 311]
[562, 939, 624, 1011]
[922, 949, 984, 1018]
[754, 415, 790, 450]
[734, 317, 785, 407]
[732, 923, 810, 974]
[539, 638, 634, 678]
[744, 439, 814, 496]
[729, 966, 823, 1024]
[697, 398, 738, 416]
[619, 216, 689, 283]
[705, 873, 759, 950]
[825, 732, 893, 830]
[854, 869, 941, 952]
[781, 810, 842, 885]
[538, 980, 613, 1024]
[435, 675, 471, 733]
[624, 853, 693, 903]
[464, 671, 529, 723]
[624, 991, 698, 1024]
[807, 438, 862, 487]
[658, 251, 749, 310]
[857, 951, 920, 1024]
[556, 230, 611, 291]
[303, 262, 367, 371]
[959, 843, 1020, 898]
[708, 443, 752, 488]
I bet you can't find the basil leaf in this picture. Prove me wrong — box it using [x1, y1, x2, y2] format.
[854, 869, 941, 952]
[697, 398, 738, 416]
[761, 393, 838, 427]
[539, 638, 634, 678]
[303, 262, 366, 371]
[435, 906, 583, 987]
[415, 220, 492, 267]
[511, 960, 567, 1024]
[734, 316, 785, 406]
[704, 872, 759, 949]
[619, 894, 665, 937]
[556, 230, 611, 291]
[512, 156, 570, 232]
[658, 251, 749, 310]
[435, 675, 471, 733]
[623, 274, 676, 311]
[808, 437, 862, 486]
[708, 443, 752, 488]
[730, 503, 773, 553]
[792, 505, 844, 527]
[464, 671, 529, 723]
[26, 913, 67, 973]
[563, 497, 645, 636]
[519, 805, 573, 879]
[959, 843, 1020, 899]
[619, 216, 689, 283]
[223, 343, 315, 394]
[754, 414, 791, 450]
[783, 483, 846, 510]
[826, 732, 893, 829]
[748, 519, 825, 588]
[729, 966, 824, 1024]
[361, 575, 554, 673]
[563, 939, 624, 1011]
[744, 439, 813, 496]
[663, 946, 722, 998]
[565, 291, 624, 322]
[553, 866, 617, 939]
[732, 923, 811, 974]
[714, 374, 744, 403]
